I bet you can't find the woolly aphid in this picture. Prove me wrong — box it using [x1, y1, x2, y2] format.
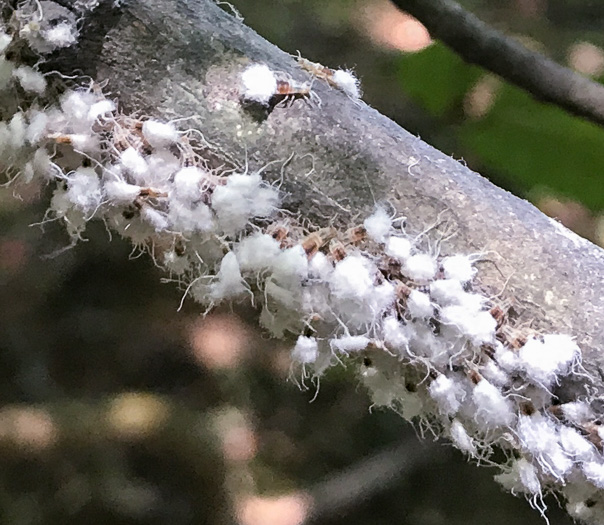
[241, 63, 277, 105]
[296, 53, 362, 100]
[240, 63, 316, 106]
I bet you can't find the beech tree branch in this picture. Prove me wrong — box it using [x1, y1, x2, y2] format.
[45, 0, 604, 412]
[305, 437, 449, 523]
[390, 0, 604, 128]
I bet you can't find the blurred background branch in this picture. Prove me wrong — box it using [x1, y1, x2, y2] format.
[303, 436, 450, 524]
[390, 0, 604, 127]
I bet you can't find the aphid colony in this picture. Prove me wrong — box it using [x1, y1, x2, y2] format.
[2, 5, 603, 523]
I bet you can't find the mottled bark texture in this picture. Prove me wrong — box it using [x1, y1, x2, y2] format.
[47, 0, 604, 401]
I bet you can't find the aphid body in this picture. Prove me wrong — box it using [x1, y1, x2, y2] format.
[297, 53, 362, 100]
[241, 63, 319, 106]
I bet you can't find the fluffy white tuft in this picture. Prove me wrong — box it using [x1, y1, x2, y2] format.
[495, 458, 541, 495]
[441, 255, 476, 283]
[385, 236, 411, 260]
[382, 316, 409, 352]
[403, 253, 437, 281]
[308, 252, 334, 280]
[332, 69, 361, 99]
[241, 63, 277, 105]
[292, 336, 319, 364]
[429, 279, 465, 306]
[516, 414, 573, 480]
[120, 147, 148, 182]
[449, 419, 477, 456]
[236, 233, 282, 273]
[363, 206, 391, 243]
[13, 66, 46, 94]
[211, 172, 279, 234]
[440, 306, 496, 346]
[210, 252, 248, 301]
[429, 374, 465, 415]
[65, 167, 102, 213]
[518, 335, 580, 387]
[172, 167, 205, 203]
[472, 379, 514, 429]
[142, 120, 179, 148]
[582, 462, 604, 489]
[330, 335, 370, 354]
[88, 100, 115, 121]
[105, 180, 141, 203]
[406, 290, 433, 319]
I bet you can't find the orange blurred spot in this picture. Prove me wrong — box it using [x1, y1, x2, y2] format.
[0, 238, 28, 275]
[357, 0, 432, 52]
[536, 195, 596, 241]
[236, 493, 311, 525]
[270, 347, 294, 377]
[464, 75, 502, 119]
[595, 215, 604, 247]
[223, 423, 258, 462]
[189, 313, 251, 370]
[568, 42, 604, 77]
[215, 408, 258, 463]
[0, 407, 56, 452]
[106, 392, 169, 440]
[514, 0, 546, 18]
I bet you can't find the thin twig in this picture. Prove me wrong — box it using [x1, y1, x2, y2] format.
[303, 436, 449, 523]
[390, 0, 604, 127]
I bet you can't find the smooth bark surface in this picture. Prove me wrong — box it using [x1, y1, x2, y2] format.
[50, 0, 604, 400]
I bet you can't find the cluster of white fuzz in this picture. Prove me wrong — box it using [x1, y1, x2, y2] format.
[11, 0, 81, 54]
[286, 209, 604, 523]
[2, 5, 602, 523]
[241, 59, 361, 106]
[241, 64, 278, 105]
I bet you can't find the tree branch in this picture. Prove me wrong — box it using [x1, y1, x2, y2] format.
[304, 437, 449, 523]
[390, 0, 604, 128]
[56, 0, 604, 393]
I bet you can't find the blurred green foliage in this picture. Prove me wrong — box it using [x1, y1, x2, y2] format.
[398, 43, 604, 210]
[396, 44, 483, 119]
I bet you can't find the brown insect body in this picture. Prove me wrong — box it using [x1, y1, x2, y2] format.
[328, 239, 348, 262]
[298, 57, 335, 80]
[394, 280, 412, 300]
[467, 368, 482, 385]
[271, 78, 317, 106]
[345, 225, 367, 245]
[139, 187, 168, 199]
[496, 325, 529, 350]
[275, 79, 311, 96]
[50, 133, 73, 145]
[301, 227, 337, 258]
[519, 402, 536, 416]
[174, 237, 186, 257]
[267, 222, 294, 249]
[297, 56, 345, 90]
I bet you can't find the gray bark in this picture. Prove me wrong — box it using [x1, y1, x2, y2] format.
[49, 0, 604, 401]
